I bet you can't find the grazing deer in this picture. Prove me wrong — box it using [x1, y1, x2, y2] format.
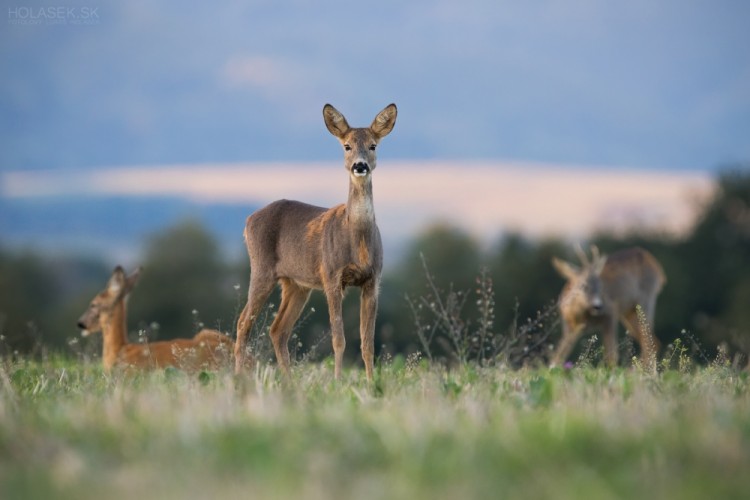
[77, 266, 233, 372]
[550, 246, 666, 371]
[234, 103, 397, 380]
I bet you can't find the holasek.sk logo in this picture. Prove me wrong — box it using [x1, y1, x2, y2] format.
[8, 6, 100, 26]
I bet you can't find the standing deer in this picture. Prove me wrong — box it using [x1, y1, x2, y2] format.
[77, 266, 233, 372]
[234, 103, 397, 380]
[550, 246, 666, 372]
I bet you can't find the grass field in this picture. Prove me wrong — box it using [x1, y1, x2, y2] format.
[1, 357, 749, 500]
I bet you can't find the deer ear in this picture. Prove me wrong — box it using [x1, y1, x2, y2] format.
[107, 266, 126, 295]
[323, 104, 350, 139]
[552, 257, 579, 280]
[125, 267, 143, 294]
[370, 103, 397, 139]
[592, 255, 607, 275]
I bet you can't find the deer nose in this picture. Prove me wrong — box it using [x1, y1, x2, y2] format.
[77, 320, 86, 329]
[589, 299, 604, 315]
[351, 162, 370, 176]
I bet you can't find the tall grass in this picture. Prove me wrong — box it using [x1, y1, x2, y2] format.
[1, 356, 748, 500]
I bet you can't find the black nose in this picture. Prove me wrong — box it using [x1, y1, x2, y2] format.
[351, 162, 370, 174]
[77, 321, 86, 329]
[589, 304, 603, 315]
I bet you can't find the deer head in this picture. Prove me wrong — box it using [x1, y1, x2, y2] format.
[77, 266, 142, 336]
[323, 103, 397, 179]
[552, 245, 608, 317]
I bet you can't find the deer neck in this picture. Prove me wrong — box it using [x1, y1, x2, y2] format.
[346, 177, 375, 232]
[101, 300, 129, 370]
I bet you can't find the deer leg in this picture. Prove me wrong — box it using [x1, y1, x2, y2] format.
[234, 275, 275, 374]
[642, 298, 661, 366]
[360, 280, 379, 382]
[324, 283, 346, 380]
[269, 279, 311, 377]
[602, 316, 619, 368]
[550, 321, 584, 367]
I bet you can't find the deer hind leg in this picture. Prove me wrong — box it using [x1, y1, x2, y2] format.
[622, 306, 659, 373]
[269, 279, 311, 377]
[550, 321, 585, 367]
[234, 274, 276, 374]
[323, 282, 346, 380]
[601, 316, 619, 368]
[360, 280, 379, 382]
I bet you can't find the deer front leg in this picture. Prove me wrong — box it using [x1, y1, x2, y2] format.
[360, 280, 378, 382]
[550, 320, 584, 367]
[324, 283, 346, 380]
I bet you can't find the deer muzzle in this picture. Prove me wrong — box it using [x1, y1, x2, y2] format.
[77, 319, 92, 336]
[588, 298, 605, 316]
[351, 162, 370, 177]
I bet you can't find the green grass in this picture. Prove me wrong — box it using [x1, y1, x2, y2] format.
[1, 358, 749, 500]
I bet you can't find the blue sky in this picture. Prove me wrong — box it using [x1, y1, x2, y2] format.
[2, 0, 749, 172]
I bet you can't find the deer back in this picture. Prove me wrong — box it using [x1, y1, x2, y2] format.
[118, 329, 232, 371]
[599, 247, 666, 313]
[244, 199, 328, 289]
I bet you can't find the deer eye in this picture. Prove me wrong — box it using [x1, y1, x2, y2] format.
[369, 144, 376, 151]
[344, 144, 352, 152]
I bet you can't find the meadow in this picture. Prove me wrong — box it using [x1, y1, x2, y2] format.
[1, 354, 749, 500]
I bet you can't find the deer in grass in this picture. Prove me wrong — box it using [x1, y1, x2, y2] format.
[234, 103, 397, 381]
[77, 266, 233, 372]
[550, 246, 666, 372]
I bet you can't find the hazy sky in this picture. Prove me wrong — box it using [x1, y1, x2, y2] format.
[2, 162, 713, 248]
[2, 0, 749, 172]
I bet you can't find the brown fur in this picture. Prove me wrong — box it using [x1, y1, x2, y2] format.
[358, 237, 370, 266]
[235, 103, 397, 380]
[550, 246, 666, 372]
[306, 204, 346, 243]
[77, 266, 232, 372]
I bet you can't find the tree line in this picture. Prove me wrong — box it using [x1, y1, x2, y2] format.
[1, 168, 748, 366]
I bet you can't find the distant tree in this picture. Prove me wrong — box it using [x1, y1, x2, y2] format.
[128, 221, 235, 340]
[0, 249, 56, 353]
[378, 224, 482, 356]
[0, 248, 109, 355]
[679, 168, 750, 353]
[487, 234, 566, 331]
[394, 223, 482, 295]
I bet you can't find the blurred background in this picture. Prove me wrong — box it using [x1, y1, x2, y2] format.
[1, 1, 748, 364]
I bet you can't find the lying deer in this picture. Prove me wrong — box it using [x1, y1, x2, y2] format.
[77, 266, 233, 372]
[550, 246, 666, 371]
[235, 103, 397, 380]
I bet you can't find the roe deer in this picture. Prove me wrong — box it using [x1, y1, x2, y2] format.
[550, 246, 666, 372]
[77, 266, 233, 372]
[234, 103, 397, 380]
